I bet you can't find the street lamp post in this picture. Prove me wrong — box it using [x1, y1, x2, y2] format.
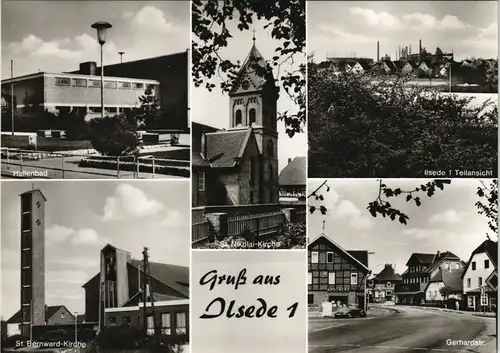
[74, 312, 78, 344]
[91, 21, 112, 119]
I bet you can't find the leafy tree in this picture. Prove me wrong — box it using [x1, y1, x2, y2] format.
[485, 59, 498, 88]
[308, 62, 498, 178]
[137, 85, 159, 129]
[64, 110, 91, 140]
[192, 0, 305, 137]
[89, 115, 140, 156]
[476, 179, 498, 238]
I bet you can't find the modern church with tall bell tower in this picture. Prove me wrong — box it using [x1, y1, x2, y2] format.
[192, 35, 280, 207]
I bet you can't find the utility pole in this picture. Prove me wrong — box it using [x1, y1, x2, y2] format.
[142, 247, 157, 336]
[11, 60, 14, 136]
[142, 248, 148, 336]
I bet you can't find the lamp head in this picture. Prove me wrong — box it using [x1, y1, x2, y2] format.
[91, 21, 112, 45]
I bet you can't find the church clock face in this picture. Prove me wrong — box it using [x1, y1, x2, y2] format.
[241, 80, 250, 90]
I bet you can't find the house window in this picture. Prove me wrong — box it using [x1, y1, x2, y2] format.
[61, 312, 65, 319]
[468, 296, 474, 308]
[444, 263, 449, 270]
[308, 273, 312, 285]
[235, 109, 242, 125]
[146, 315, 154, 335]
[387, 282, 392, 287]
[176, 312, 187, 334]
[108, 316, 116, 325]
[311, 252, 319, 264]
[55, 77, 70, 86]
[132, 82, 144, 90]
[454, 263, 460, 269]
[118, 81, 131, 89]
[472, 262, 476, 270]
[328, 272, 335, 285]
[161, 313, 171, 335]
[326, 252, 333, 263]
[485, 260, 490, 269]
[467, 278, 471, 288]
[478, 277, 483, 286]
[123, 316, 131, 326]
[198, 172, 205, 192]
[72, 78, 87, 87]
[351, 273, 358, 285]
[386, 291, 392, 296]
[89, 80, 101, 88]
[104, 81, 117, 89]
[249, 108, 256, 125]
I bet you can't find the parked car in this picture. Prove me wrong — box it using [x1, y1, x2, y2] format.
[334, 306, 367, 318]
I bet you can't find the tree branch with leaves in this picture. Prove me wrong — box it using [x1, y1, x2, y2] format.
[192, 0, 306, 137]
[476, 179, 498, 238]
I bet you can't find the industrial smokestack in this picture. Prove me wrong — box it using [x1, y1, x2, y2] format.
[409, 44, 412, 56]
[377, 41, 380, 62]
[419, 39, 422, 61]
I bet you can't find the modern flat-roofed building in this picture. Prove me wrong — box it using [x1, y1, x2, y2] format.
[1, 72, 159, 119]
[1, 51, 189, 130]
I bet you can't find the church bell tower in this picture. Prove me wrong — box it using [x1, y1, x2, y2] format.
[228, 32, 279, 204]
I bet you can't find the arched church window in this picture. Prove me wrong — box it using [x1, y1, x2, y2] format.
[249, 108, 256, 125]
[235, 109, 242, 126]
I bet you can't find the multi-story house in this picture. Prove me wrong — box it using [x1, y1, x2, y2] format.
[278, 156, 306, 203]
[308, 234, 369, 310]
[424, 267, 464, 307]
[371, 264, 402, 303]
[395, 251, 464, 305]
[461, 239, 498, 312]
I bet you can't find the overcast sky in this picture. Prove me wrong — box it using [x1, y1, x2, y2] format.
[1, 1, 189, 79]
[308, 179, 496, 276]
[308, 1, 498, 62]
[1, 180, 190, 320]
[191, 13, 307, 173]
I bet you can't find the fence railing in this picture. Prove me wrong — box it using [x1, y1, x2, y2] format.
[192, 219, 211, 244]
[227, 211, 285, 237]
[1, 147, 189, 179]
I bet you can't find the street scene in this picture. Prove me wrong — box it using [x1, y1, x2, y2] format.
[308, 179, 497, 353]
[1, 1, 190, 179]
[1, 180, 190, 352]
[191, 0, 306, 249]
[307, 1, 498, 178]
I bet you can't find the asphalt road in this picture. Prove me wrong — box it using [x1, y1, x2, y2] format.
[309, 306, 496, 353]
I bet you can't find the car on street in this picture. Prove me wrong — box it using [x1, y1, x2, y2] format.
[334, 306, 367, 318]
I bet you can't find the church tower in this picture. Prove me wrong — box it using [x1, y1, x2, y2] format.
[228, 33, 279, 203]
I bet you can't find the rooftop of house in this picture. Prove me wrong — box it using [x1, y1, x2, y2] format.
[462, 239, 498, 278]
[7, 305, 73, 324]
[279, 156, 306, 186]
[429, 268, 463, 292]
[204, 128, 253, 168]
[374, 264, 402, 281]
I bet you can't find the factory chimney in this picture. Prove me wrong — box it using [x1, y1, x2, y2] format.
[377, 41, 380, 62]
[419, 39, 422, 61]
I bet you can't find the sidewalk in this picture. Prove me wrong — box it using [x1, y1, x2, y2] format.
[408, 305, 497, 318]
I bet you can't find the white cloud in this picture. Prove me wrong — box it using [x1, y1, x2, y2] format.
[130, 6, 177, 34]
[402, 228, 443, 240]
[46, 224, 102, 245]
[102, 184, 165, 221]
[429, 209, 462, 224]
[335, 200, 361, 218]
[122, 11, 134, 19]
[350, 7, 401, 29]
[47, 224, 74, 243]
[350, 7, 467, 31]
[6, 33, 119, 61]
[317, 26, 375, 44]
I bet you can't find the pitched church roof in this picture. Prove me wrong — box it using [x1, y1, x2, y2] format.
[231, 38, 276, 95]
[205, 128, 254, 168]
[279, 156, 306, 186]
